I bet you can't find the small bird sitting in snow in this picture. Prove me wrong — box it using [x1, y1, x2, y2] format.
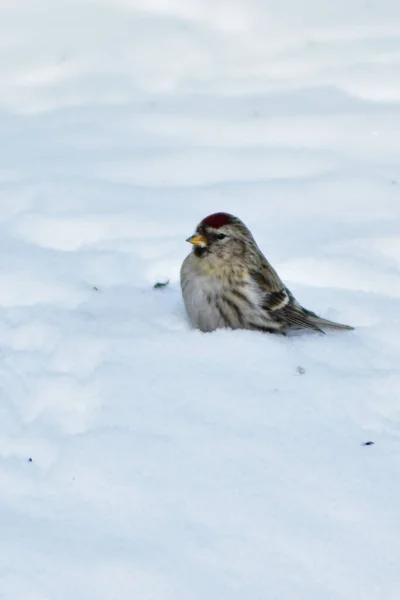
[180, 212, 353, 335]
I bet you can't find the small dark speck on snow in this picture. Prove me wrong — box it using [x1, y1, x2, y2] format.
[154, 280, 169, 289]
[362, 441, 374, 446]
[28, 458, 33, 462]
[296, 366, 306, 375]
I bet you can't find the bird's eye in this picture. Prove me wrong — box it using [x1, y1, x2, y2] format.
[217, 233, 226, 240]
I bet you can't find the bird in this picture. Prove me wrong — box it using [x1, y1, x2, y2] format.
[180, 212, 354, 335]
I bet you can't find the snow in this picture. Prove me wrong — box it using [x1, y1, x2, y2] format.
[1, 0, 400, 598]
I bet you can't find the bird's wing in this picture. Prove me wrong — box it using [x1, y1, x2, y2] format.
[262, 289, 291, 311]
[263, 290, 325, 333]
[249, 261, 352, 333]
[249, 267, 325, 333]
[279, 303, 325, 333]
[249, 261, 285, 293]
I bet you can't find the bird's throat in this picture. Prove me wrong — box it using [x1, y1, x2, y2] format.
[194, 246, 209, 258]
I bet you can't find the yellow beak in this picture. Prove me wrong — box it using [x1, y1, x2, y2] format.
[186, 234, 208, 248]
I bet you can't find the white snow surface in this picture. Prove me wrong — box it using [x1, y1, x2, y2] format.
[1, 0, 400, 598]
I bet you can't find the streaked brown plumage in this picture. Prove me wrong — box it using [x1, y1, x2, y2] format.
[180, 212, 354, 335]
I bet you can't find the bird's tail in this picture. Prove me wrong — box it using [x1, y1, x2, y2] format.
[307, 313, 354, 331]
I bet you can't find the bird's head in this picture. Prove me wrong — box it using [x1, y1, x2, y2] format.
[186, 212, 256, 261]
